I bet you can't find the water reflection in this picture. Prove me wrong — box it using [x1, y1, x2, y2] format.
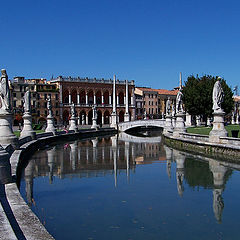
[19, 131, 239, 237]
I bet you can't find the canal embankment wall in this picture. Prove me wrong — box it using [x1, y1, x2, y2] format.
[0, 128, 117, 240]
[164, 131, 240, 161]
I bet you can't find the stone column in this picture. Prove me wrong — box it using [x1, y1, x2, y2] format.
[77, 93, 80, 105]
[236, 112, 239, 124]
[86, 94, 88, 105]
[117, 95, 119, 105]
[69, 93, 71, 104]
[86, 114, 88, 125]
[94, 94, 96, 105]
[124, 80, 130, 122]
[109, 95, 112, 105]
[110, 75, 118, 129]
[102, 94, 104, 105]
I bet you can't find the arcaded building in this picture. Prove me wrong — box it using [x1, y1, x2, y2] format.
[49, 76, 136, 125]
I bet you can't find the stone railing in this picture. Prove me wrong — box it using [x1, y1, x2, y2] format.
[51, 77, 135, 85]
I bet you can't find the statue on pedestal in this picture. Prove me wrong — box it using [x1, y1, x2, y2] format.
[70, 103, 75, 118]
[176, 88, 183, 113]
[23, 87, 31, 113]
[0, 69, 11, 112]
[212, 79, 224, 112]
[166, 97, 171, 115]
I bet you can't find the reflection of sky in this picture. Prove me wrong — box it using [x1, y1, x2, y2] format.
[19, 133, 240, 240]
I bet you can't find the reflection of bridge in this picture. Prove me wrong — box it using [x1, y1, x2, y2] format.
[118, 119, 165, 132]
[118, 132, 162, 143]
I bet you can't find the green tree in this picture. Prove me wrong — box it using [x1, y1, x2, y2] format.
[182, 75, 234, 123]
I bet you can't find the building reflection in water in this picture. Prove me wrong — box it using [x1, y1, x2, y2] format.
[21, 132, 236, 223]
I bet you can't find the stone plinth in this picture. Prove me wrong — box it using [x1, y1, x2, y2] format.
[110, 113, 118, 129]
[0, 111, 18, 148]
[209, 111, 227, 142]
[20, 112, 36, 139]
[124, 113, 130, 122]
[69, 116, 78, 132]
[45, 114, 57, 135]
[173, 112, 186, 137]
[163, 115, 173, 135]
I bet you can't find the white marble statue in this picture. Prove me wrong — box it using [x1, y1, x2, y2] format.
[0, 69, 11, 111]
[176, 87, 183, 113]
[92, 105, 97, 119]
[166, 97, 171, 115]
[47, 97, 52, 111]
[171, 102, 175, 117]
[23, 87, 31, 113]
[212, 79, 224, 112]
[71, 103, 75, 117]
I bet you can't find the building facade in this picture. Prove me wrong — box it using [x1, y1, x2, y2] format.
[11, 77, 60, 126]
[135, 87, 178, 119]
[49, 76, 136, 125]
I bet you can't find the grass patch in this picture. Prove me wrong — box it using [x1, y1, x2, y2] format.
[14, 129, 45, 138]
[187, 125, 240, 137]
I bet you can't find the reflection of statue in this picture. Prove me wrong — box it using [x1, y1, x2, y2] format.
[212, 79, 224, 112]
[0, 69, 11, 111]
[176, 88, 183, 113]
[213, 188, 224, 223]
[166, 97, 171, 115]
[23, 87, 31, 113]
[176, 170, 184, 197]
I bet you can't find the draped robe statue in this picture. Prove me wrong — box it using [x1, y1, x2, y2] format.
[212, 79, 224, 112]
[0, 69, 11, 111]
[23, 88, 31, 113]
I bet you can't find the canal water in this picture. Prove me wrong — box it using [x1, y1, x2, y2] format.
[18, 131, 240, 240]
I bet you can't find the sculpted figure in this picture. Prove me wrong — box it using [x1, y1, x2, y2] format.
[71, 103, 75, 117]
[176, 88, 183, 113]
[212, 79, 224, 112]
[171, 102, 175, 117]
[166, 97, 171, 115]
[23, 87, 31, 113]
[0, 69, 11, 111]
[92, 105, 97, 119]
[47, 97, 52, 111]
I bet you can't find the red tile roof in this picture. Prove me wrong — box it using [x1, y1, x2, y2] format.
[136, 87, 178, 96]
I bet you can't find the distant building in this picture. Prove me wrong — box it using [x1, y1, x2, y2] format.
[49, 76, 136, 125]
[135, 87, 178, 119]
[11, 77, 60, 126]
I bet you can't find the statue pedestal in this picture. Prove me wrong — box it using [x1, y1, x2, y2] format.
[110, 113, 118, 129]
[173, 112, 186, 137]
[45, 114, 57, 135]
[0, 111, 19, 148]
[163, 115, 173, 135]
[91, 117, 99, 130]
[209, 111, 227, 142]
[20, 112, 36, 139]
[69, 116, 78, 132]
[124, 113, 130, 122]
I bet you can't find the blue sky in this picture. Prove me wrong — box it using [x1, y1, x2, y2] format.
[0, 0, 240, 90]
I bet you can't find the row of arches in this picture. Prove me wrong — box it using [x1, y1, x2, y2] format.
[63, 89, 131, 105]
[62, 109, 131, 125]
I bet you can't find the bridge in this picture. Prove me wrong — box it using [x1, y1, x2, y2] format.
[118, 119, 165, 132]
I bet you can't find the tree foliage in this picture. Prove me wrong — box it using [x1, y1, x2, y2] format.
[182, 75, 234, 120]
